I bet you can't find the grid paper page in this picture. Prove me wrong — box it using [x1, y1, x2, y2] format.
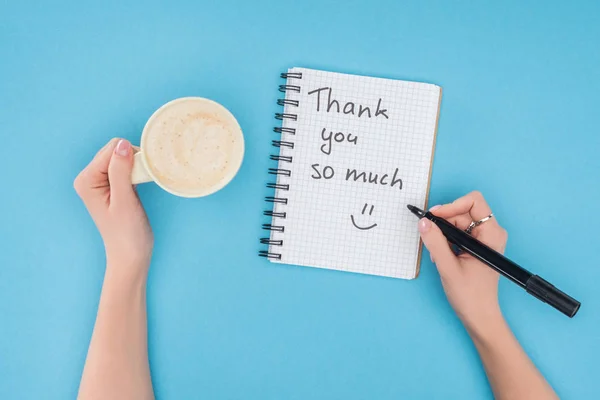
[268, 67, 441, 279]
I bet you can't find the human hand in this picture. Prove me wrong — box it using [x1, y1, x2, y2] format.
[418, 191, 508, 335]
[74, 139, 153, 280]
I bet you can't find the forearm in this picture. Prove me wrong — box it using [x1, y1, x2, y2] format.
[467, 313, 557, 400]
[78, 265, 154, 400]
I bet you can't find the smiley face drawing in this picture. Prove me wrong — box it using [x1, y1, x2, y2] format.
[351, 203, 378, 230]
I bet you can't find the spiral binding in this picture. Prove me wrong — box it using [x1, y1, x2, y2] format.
[259, 71, 302, 260]
[264, 210, 287, 218]
[260, 238, 283, 245]
[269, 154, 293, 163]
[274, 127, 296, 135]
[278, 84, 301, 93]
[277, 99, 299, 107]
[275, 113, 297, 121]
[265, 196, 288, 204]
[268, 168, 291, 177]
[262, 224, 284, 232]
[266, 183, 290, 190]
[271, 140, 294, 149]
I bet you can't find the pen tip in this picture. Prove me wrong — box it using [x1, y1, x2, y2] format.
[407, 204, 425, 218]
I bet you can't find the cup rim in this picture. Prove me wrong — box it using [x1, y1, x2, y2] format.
[139, 97, 245, 198]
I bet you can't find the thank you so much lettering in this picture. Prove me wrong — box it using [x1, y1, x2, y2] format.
[308, 87, 403, 190]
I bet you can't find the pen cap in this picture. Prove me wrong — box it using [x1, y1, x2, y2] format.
[526, 275, 581, 318]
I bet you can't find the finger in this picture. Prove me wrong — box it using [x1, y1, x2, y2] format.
[88, 138, 120, 176]
[418, 218, 460, 280]
[431, 203, 488, 232]
[431, 191, 501, 233]
[107, 139, 136, 206]
[431, 191, 493, 221]
[74, 138, 119, 198]
[436, 213, 473, 231]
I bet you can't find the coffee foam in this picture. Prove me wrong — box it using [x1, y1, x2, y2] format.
[143, 99, 243, 195]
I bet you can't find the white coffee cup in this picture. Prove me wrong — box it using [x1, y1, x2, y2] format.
[131, 97, 244, 198]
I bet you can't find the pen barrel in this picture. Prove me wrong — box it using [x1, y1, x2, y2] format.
[428, 213, 582, 318]
[526, 275, 581, 318]
[433, 215, 532, 286]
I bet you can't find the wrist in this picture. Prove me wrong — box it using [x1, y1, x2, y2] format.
[99, 263, 148, 316]
[105, 258, 150, 287]
[463, 307, 507, 344]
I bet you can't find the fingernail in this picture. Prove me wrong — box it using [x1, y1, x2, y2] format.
[115, 139, 131, 157]
[418, 218, 431, 233]
[429, 205, 441, 212]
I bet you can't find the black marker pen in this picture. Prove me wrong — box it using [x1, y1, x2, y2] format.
[407, 205, 580, 318]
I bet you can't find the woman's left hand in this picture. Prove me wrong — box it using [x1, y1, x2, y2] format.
[74, 138, 154, 279]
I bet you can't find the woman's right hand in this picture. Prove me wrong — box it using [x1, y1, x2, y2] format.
[418, 191, 508, 335]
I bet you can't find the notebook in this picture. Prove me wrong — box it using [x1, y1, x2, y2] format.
[260, 67, 442, 279]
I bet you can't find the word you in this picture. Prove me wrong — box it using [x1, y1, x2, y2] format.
[307, 87, 389, 119]
[320, 128, 358, 155]
[311, 164, 403, 190]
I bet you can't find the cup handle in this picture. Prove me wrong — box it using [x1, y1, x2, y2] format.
[131, 149, 153, 184]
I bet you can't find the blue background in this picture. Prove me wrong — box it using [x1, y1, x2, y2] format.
[1, 1, 599, 398]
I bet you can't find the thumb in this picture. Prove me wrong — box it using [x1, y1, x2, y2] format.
[418, 218, 460, 279]
[108, 139, 136, 205]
